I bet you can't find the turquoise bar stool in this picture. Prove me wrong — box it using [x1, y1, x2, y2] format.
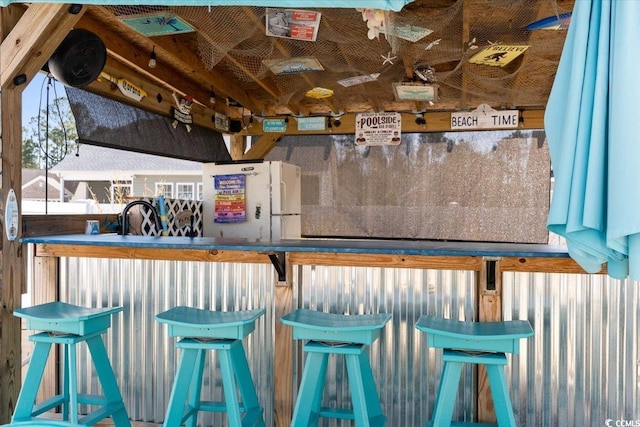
[280, 309, 391, 427]
[415, 316, 534, 427]
[8, 301, 130, 427]
[156, 306, 266, 427]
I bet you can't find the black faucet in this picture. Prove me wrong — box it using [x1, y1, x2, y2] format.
[119, 200, 162, 235]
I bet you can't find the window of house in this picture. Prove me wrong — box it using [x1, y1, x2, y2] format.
[155, 182, 174, 198]
[196, 183, 203, 201]
[111, 181, 132, 202]
[177, 183, 194, 200]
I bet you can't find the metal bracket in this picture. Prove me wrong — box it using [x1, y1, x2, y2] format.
[268, 251, 286, 282]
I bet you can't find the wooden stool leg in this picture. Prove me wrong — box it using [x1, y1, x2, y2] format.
[345, 350, 385, 426]
[429, 361, 463, 427]
[12, 341, 52, 421]
[486, 364, 516, 427]
[229, 340, 265, 427]
[291, 352, 328, 427]
[163, 347, 199, 427]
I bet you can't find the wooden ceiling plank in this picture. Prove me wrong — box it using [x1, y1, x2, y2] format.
[0, 3, 86, 89]
[0, 4, 25, 40]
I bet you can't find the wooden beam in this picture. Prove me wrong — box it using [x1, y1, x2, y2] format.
[239, 109, 545, 136]
[242, 134, 282, 160]
[81, 60, 221, 132]
[0, 87, 24, 424]
[0, 3, 86, 89]
[477, 258, 502, 424]
[229, 134, 247, 160]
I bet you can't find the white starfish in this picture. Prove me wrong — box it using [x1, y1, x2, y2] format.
[381, 52, 397, 65]
[425, 38, 441, 50]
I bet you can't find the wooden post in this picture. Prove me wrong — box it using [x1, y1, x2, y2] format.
[477, 257, 502, 424]
[31, 255, 59, 402]
[0, 86, 24, 424]
[273, 252, 293, 427]
[0, 5, 84, 422]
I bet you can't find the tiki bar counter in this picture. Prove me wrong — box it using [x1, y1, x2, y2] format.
[4, 1, 640, 426]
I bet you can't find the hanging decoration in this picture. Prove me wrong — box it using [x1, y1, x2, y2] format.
[171, 92, 194, 132]
[99, 72, 147, 102]
[305, 87, 334, 99]
[357, 8, 386, 40]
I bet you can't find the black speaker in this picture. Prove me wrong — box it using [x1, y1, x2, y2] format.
[48, 29, 107, 88]
[229, 119, 243, 133]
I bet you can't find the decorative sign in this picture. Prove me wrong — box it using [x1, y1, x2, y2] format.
[263, 57, 324, 75]
[297, 117, 326, 131]
[100, 72, 147, 102]
[120, 13, 195, 37]
[337, 73, 380, 88]
[215, 112, 229, 132]
[379, 24, 433, 42]
[214, 174, 246, 224]
[469, 45, 530, 67]
[393, 82, 437, 101]
[451, 104, 519, 130]
[263, 119, 287, 132]
[266, 8, 321, 41]
[5, 188, 18, 241]
[355, 112, 402, 146]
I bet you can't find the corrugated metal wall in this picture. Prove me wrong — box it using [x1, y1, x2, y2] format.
[503, 272, 640, 427]
[59, 259, 640, 426]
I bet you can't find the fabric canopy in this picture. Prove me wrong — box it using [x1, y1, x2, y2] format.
[0, 0, 413, 12]
[545, 0, 640, 279]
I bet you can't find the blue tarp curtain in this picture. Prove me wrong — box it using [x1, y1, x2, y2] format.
[545, 0, 640, 280]
[0, 0, 413, 11]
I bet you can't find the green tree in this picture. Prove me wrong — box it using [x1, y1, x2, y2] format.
[22, 96, 77, 169]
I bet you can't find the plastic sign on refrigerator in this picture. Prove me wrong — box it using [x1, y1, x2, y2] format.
[213, 174, 246, 224]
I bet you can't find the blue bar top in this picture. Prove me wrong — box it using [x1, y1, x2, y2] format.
[21, 234, 570, 258]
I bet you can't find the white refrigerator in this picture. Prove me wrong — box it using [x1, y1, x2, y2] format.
[202, 160, 301, 241]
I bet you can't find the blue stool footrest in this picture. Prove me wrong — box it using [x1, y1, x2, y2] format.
[14, 302, 122, 336]
[156, 306, 265, 339]
[416, 316, 533, 353]
[11, 303, 130, 427]
[280, 309, 391, 345]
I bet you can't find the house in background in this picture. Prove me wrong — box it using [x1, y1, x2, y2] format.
[52, 144, 204, 209]
[21, 169, 81, 214]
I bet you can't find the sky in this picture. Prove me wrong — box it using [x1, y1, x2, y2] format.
[22, 72, 67, 124]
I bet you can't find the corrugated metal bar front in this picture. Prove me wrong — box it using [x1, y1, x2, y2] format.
[503, 272, 640, 427]
[294, 265, 478, 426]
[60, 257, 274, 426]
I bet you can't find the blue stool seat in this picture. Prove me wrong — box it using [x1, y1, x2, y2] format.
[8, 302, 130, 427]
[281, 309, 391, 427]
[416, 316, 534, 427]
[156, 307, 266, 427]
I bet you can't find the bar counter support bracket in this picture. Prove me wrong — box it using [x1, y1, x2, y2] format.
[268, 251, 287, 282]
